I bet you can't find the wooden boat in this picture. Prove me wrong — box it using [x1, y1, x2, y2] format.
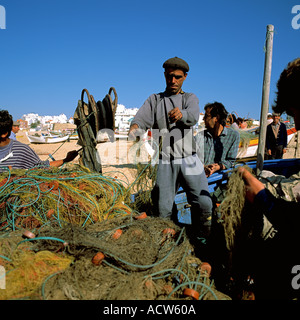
[26, 132, 69, 144]
[69, 132, 79, 140]
[237, 126, 297, 159]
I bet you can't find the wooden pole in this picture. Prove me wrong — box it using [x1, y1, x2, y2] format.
[256, 24, 274, 176]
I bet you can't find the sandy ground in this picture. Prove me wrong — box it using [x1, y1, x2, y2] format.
[16, 131, 139, 185]
[283, 131, 300, 159]
[16, 129, 300, 186]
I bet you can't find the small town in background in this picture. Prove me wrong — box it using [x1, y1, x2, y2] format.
[17, 104, 139, 134]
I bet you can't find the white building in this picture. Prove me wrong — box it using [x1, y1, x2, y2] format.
[115, 104, 138, 132]
[22, 105, 138, 132]
[22, 113, 69, 127]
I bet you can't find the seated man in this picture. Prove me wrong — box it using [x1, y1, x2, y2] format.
[0, 110, 78, 170]
[195, 102, 240, 177]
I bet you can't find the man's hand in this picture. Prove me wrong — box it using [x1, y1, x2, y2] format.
[238, 167, 265, 203]
[168, 107, 182, 123]
[64, 150, 79, 163]
[204, 163, 223, 177]
[128, 124, 139, 141]
[50, 150, 79, 167]
[267, 149, 272, 156]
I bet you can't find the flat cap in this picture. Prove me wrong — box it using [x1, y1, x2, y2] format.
[13, 121, 20, 126]
[163, 57, 189, 72]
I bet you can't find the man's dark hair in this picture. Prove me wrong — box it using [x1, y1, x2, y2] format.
[273, 58, 300, 115]
[0, 110, 13, 136]
[204, 102, 228, 126]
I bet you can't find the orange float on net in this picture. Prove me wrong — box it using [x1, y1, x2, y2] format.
[23, 230, 36, 239]
[49, 180, 59, 190]
[183, 288, 199, 300]
[200, 262, 212, 277]
[134, 212, 147, 220]
[144, 280, 153, 289]
[162, 228, 176, 237]
[163, 284, 174, 295]
[112, 229, 123, 240]
[92, 252, 105, 265]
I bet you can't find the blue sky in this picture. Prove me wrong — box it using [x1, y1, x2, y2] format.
[0, 0, 299, 121]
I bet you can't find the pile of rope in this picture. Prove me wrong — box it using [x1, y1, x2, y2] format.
[0, 165, 133, 233]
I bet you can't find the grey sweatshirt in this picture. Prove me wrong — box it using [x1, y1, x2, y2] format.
[131, 91, 200, 160]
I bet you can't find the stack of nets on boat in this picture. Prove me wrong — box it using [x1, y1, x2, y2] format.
[0, 164, 230, 300]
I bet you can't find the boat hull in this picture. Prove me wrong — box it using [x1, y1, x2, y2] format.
[237, 127, 296, 159]
[176, 158, 300, 224]
[26, 132, 69, 144]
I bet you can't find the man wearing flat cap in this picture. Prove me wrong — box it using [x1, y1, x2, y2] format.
[129, 57, 212, 260]
[266, 112, 288, 159]
[9, 121, 20, 140]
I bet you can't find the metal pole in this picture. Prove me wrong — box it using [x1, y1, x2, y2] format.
[256, 24, 274, 176]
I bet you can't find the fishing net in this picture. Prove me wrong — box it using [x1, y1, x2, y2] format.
[0, 164, 132, 232]
[125, 135, 159, 214]
[217, 167, 250, 251]
[0, 161, 230, 300]
[216, 166, 300, 251]
[0, 231, 72, 300]
[0, 216, 230, 300]
[34, 216, 229, 300]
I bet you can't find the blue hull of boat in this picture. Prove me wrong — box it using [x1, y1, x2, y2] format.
[176, 158, 300, 224]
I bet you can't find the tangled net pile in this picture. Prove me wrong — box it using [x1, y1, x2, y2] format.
[0, 163, 230, 300]
[0, 164, 132, 232]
